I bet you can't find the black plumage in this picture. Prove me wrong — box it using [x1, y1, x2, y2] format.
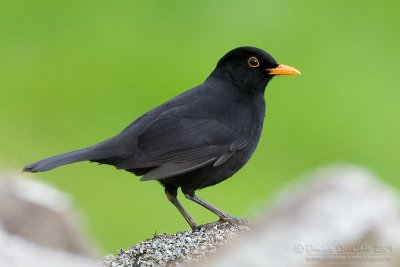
[23, 46, 300, 229]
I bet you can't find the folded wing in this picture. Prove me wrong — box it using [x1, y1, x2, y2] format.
[117, 115, 248, 181]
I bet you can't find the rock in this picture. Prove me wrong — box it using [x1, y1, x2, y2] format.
[0, 226, 99, 267]
[103, 222, 250, 267]
[0, 174, 99, 267]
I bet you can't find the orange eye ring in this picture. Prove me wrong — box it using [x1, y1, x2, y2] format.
[248, 57, 259, 68]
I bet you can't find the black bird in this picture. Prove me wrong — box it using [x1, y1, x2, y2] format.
[23, 47, 300, 229]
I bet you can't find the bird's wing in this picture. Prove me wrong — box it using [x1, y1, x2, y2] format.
[117, 115, 248, 180]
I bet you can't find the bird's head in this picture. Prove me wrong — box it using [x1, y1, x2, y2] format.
[211, 46, 300, 93]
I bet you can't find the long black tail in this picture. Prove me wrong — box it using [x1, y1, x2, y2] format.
[22, 134, 128, 173]
[23, 147, 99, 173]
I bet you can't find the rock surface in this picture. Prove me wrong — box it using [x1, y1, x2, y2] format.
[0, 227, 99, 267]
[103, 223, 250, 267]
[0, 174, 96, 256]
[0, 174, 99, 267]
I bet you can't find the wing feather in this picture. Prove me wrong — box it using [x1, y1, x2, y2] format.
[140, 158, 216, 181]
[121, 115, 248, 179]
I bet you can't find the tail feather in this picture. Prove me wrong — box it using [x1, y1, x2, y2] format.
[23, 148, 97, 173]
[23, 134, 133, 173]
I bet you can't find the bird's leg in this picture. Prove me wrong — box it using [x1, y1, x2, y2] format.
[182, 190, 250, 226]
[164, 186, 198, 230]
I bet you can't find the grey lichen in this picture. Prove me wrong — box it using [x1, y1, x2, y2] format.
[103, 222, 250, 267]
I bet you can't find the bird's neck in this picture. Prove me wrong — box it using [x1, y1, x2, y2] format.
[206, 68, 272, 96]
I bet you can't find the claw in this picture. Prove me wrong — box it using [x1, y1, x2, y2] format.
[220, 216, 252, 226]
[194, 220, 225, 230]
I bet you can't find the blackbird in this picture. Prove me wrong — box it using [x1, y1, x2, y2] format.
[23, 46, 300, 229]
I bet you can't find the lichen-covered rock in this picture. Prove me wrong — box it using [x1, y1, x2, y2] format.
[103, 223, 250, 267]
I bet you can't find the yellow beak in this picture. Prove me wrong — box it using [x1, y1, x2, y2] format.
[267, 64, 301, 75]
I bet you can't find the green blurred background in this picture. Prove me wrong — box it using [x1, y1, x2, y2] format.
[1, 0, 399, 253]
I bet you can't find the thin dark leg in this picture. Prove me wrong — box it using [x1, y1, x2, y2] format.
[182, 190, 249, 225]
[165, 186, 198, 230]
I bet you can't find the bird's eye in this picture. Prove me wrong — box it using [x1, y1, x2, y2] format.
[248, 57, 259, 68]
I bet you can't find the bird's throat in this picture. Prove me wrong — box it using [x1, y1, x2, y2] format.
[208, 68, 272, 95]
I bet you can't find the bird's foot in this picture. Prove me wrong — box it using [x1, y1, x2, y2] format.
[219, 216, 252, 226]
[193, 220, 224, 230]
[191, 217, 252, 231]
